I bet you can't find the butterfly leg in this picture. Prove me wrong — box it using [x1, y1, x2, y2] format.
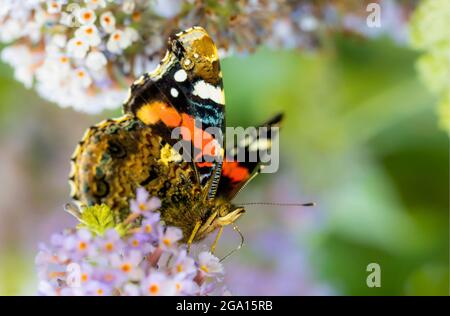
[210, 226, 223, 254]
[187, 221, 201, 254]
[219, 225, 244, 262]
[165, 253, 174, 268]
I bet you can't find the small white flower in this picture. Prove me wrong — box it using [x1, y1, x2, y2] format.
[107, 30, 131, 54]
[174, 278, 200, 296]
[74, 68, 92, 88]
[38, 281, 59, 296]
[46, 34, 67, 55]
[1, 45, 27, 67]
[50, 34, 67, 49]
[100, 11, 116, 33]
[85, 281, 111, 296]
[36, 55, 71, 87]
[160, 227, 183, 250]
[85, 51, 107, 71]
[15, 66, 34, 88]
[84, 0, 107, 10]
[0, 19, 23, 42]
[125, 27, 139, 43]
[57, 55, 71, 70]
[111, 250, 144, 281]
[141, 272, 176, 296]
[78, 264, 94, 285]
[59, 11, 73, 27]
[46, 1, 62, 14]
[130, 187, 162, 214]
[24, 21, 41, 43]
[1, 45, 35, 88]
[152, 0, 182, 18]
[67, 37, 89, 59]
[77, 8, 96, 25]
[33, 7, 49, 26]
[198, 251, 224, 276]
[172, 250, 197, 278]
[75, 25, 101, 46]
[123, 283, 140, 296]
[122, 0, 136, 15]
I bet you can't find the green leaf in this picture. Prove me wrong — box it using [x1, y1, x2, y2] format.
[77, 204, 116, 236]
[114, 222, 133, 237]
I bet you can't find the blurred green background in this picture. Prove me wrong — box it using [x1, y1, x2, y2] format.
[0, 34, 448, 295]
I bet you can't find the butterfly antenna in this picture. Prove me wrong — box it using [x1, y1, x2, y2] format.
[238, 202, 316, 207]
[219, 225, 244, 263]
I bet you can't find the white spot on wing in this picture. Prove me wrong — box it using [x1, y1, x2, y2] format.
[229, 147, 238, 156]
[249, 139, 272, 152]
[174, 69, 187, 82]
[170, 88, 179, 98]
[239, 134, 254, 147]
[192, 80, 225, 105]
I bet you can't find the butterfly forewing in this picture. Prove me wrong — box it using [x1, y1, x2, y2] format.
[123, 27, 226, 188]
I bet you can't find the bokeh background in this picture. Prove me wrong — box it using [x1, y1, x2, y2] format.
[0, 2, 448, 296]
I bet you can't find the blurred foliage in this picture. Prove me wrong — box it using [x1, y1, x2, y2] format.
[0, 32, 448, 295]
[409, 0, 450, 135]
[222, 35, 448, 295]
[0, 253, 34, 295]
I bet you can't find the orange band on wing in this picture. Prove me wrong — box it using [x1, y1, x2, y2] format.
[137, 109, 221, 161]
[181, 113, 219, 160]
[137, 101, 181, 127]
[196, 161, 214, 168]
[159, 105, 182, 127]
[222, 161, 249, 183]
[137, 102, 161, 125]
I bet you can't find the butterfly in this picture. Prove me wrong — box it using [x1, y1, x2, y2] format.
[69, 27, 282, 252]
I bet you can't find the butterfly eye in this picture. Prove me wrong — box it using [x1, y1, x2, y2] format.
[218, 206, 228, 217]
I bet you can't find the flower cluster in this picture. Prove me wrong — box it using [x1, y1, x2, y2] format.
[0, 0, 417, 113]
[0, 0, 155, 113]
[409, 0, 450, 135]
[36, 188, 226, 296]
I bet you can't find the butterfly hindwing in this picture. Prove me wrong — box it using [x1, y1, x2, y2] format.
[216, 113, 283, 200]
[69, 116, 200, 221]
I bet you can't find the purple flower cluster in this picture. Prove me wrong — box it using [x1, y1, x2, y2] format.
[36, 188, 225, 296]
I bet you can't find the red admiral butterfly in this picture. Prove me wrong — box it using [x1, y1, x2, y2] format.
[69, 27, 282, 252]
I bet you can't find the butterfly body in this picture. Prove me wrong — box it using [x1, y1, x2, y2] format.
[70, 27, 280, 245]
[70, 115, 242, 242]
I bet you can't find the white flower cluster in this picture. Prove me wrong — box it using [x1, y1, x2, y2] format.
[0, 0, 160, 113]
[0, 0, 417, 113]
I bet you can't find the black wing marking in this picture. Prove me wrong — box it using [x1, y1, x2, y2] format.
[216, 113, 283, 200]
